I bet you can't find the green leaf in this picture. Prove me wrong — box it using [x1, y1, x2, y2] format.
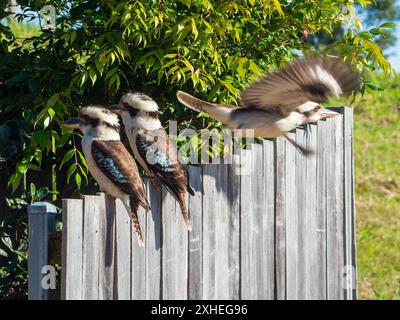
[220, 80, 241, 95]
[0, 248, 8, 258]
[30, 183, 36, 196]
[89, 68, 97, 86]
[67, 163, 77, 183]
[47, 93, 59, 107]
[379, 22, 396, 29]
[36, 187, 50, 200]
[95, 58, 105, 75]
[77, 150, 88, 171]
[163, 53, 178, 59]
[272, 0, 284, 16]
[70, 30, 77, 44]
[78, 164, 88, 185]
[191, 18, 199, 40]
[60, 149, 75, 169]
[2, 237, 12, 251]
[17, 164, 28, 174]
[27, 164, 41, 171]
[365, 81, 383, 91]
[48, 108, 55, 120]
[75, 173, 82, 189]
[80, 72, 88, 87]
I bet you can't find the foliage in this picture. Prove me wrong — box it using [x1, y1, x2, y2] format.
[311, 0, 400, 52]
[0, 0, 396, 196]
[361, 0, 399, 51]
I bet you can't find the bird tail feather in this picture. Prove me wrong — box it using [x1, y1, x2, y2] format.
[125, 198, 145, 247]
[177, 194, 192, 232]
[176, 90, 233, 125]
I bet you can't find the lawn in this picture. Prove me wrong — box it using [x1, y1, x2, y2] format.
[351, 72, 400, 299]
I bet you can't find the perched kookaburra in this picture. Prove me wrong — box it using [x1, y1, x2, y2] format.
[110, 93, 195, 231]
[63, 106, 150, 246]
[177, 56, 360, 153]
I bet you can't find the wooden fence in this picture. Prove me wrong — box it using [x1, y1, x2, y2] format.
[28, 107, 357, 300]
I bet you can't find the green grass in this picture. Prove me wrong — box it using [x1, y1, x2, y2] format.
[8, 20, 40, 38]
[1, 20, 41, 45]
[352, 72, 400, 299]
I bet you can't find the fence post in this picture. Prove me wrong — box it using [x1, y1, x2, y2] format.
[28, 201, 57, 300]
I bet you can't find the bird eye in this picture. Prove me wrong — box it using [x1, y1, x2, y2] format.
[79, 115, 91, 124]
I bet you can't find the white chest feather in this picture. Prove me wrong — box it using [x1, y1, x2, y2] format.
[125, 128, 153, 176]
[231, 109, 305, 138]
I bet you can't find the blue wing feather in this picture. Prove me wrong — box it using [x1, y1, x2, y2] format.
[93, 150, 128, 183]
[137, 139, 175, 173]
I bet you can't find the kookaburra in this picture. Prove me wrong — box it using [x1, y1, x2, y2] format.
[63, 106, 150, 246]
[177, 56, 360, 153]
[110, 93, 195, 231]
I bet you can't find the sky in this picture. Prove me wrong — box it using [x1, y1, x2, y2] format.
[387, 21, 400, 72]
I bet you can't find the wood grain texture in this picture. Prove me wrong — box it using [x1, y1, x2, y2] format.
[228, 154, 241, 299]
[82, 195, 101, 300]
[274, 137, 286, 300]
[245, 143, 274, 299]
[285, 131, 300, 300]
[188, 165, 203, 300]
[61, 199, 83, 300]
[214, 163, 230, 299]
[263, 139, 275, 300]
[115, 199, 131, 300]
[303, 124, 318, 299]
[202, 163, 230, 299]
[146, 179, 162, 300]
[295, 128, 307, 300]
[325, 114, 344, 300]
[162, 185, 188, 300]
[202, 163, 217, 299]
[239, 148, 252, 299]
[316, 121, 327, 300]
[131, 184, 146, 300]
[334, 113, 345, 301]
[98, 193, 115, 300]
[342, 107, 357, 300]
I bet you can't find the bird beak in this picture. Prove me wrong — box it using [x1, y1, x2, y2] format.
[63, 118, 81, 129]
[320, 108, 339, 119]
[109, 104, 123, 115]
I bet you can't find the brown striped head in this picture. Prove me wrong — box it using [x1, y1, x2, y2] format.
[110, 92, 162, 131]
[64, 105, 121, 135]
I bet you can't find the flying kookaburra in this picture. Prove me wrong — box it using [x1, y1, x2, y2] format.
[63, 106, 150, 246]
[177, 56, 360, 154]
[110, 93, 195, 231]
